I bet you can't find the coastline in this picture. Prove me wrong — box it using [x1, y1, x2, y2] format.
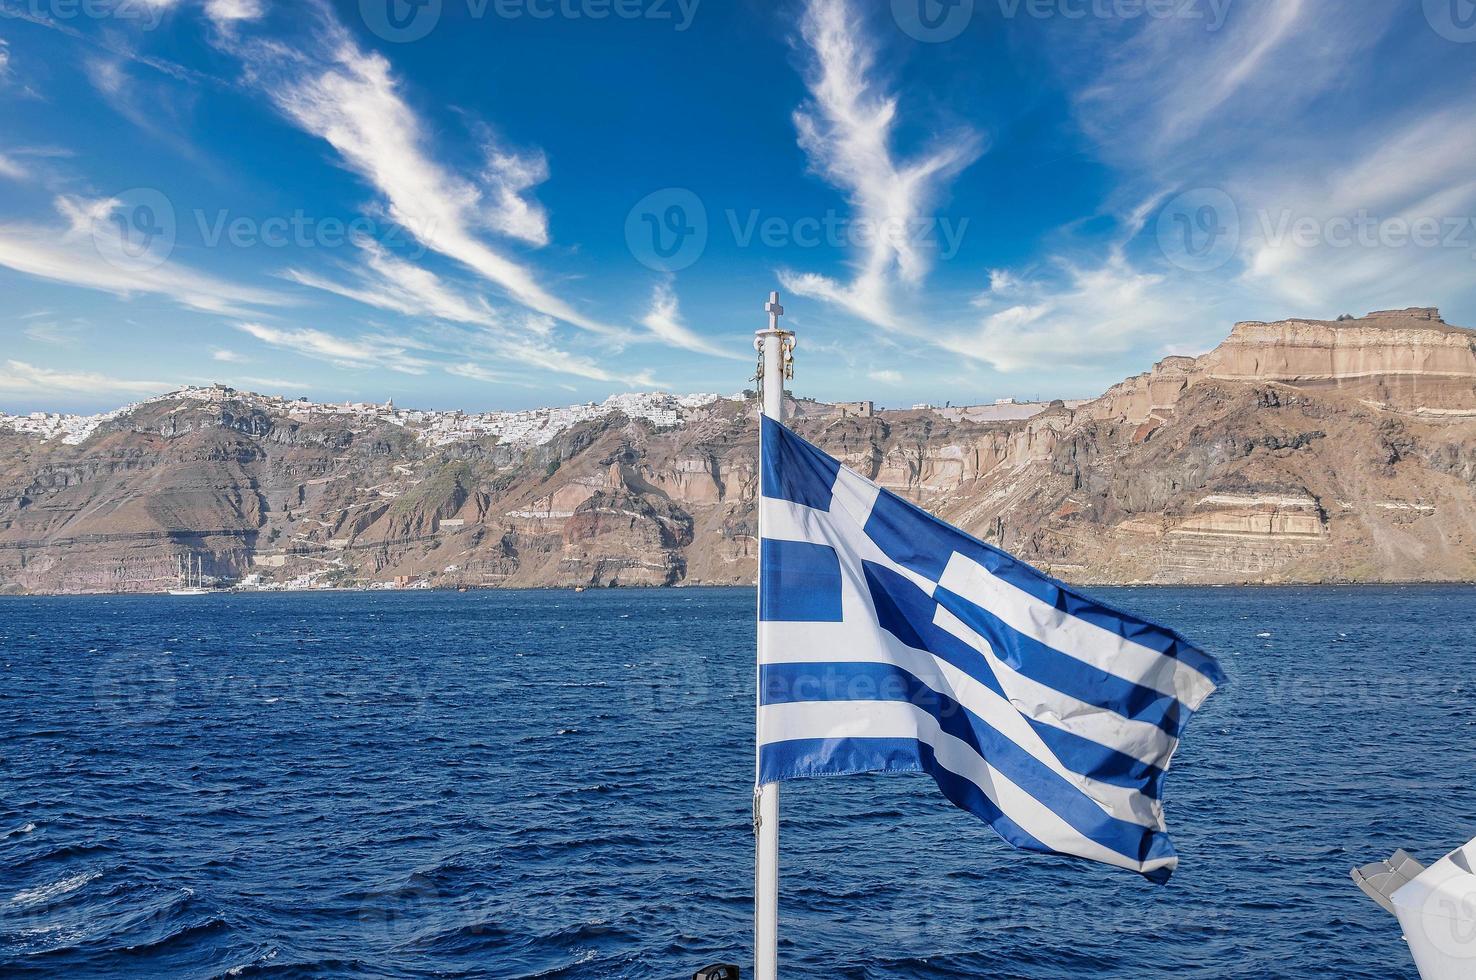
[5, 578, 1476, 598]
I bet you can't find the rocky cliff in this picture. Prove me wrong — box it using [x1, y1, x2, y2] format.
[3, 307, 1475, 593]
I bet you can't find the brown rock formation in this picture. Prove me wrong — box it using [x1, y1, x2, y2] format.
[3, 307, 1475, 593]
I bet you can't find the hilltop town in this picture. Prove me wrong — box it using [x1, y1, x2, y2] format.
[0, 385, 736, 449]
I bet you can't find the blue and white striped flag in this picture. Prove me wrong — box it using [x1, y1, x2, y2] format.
[756, 417, 1224, 882]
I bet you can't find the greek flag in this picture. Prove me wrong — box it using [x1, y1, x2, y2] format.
[756, 417, 1224, 882]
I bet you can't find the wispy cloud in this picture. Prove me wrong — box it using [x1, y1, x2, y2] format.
[1237, 106, 1476, 311]
[1076, 3, 1474, 324]
[235, 321, 432, 375]
[211, 348, 246, 362]
[283, 240, 498, 326]
[0, 144, 74, 182]
[85, 58, 135, 111]
[222, 12, 614, 335]
[780, 0, 983, 327]
[496, 330, 660, 388]
[944, 255, 1204, 373]
[0, 359, 172, 397]
[1074, 2, 1303, 165]
[401, 308, 659, 388]
[1070, 1, 1397, 176]
[22, 319, 87, 347]
[6, 3, 207, 81]
[0, 196, 288, 316]
[84, 56, 204, 160]
[960, 0, 1439, 370]
[640, 281, 745, 360]
[204, 0, 264, 28]
[285, 243, 676, 385]
[0, 35, 36, 99]
[479, 139, 551, 247]
[444, 362, 544, 389]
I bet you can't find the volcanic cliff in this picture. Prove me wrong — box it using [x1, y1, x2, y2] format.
[2, 307, 1474, 593]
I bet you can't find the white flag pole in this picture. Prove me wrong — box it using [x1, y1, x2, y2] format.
[754, 290, 792, 980]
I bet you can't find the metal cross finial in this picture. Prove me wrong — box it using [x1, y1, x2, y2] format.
[754, 289, 795, 385]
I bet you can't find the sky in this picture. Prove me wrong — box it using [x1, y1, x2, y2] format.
[1, 0, 1474, 414]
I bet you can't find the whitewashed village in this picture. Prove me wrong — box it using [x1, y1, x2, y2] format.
[0, 383, 1072, 594]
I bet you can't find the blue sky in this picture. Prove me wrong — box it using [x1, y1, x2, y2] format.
[1, 0, 1475, 414]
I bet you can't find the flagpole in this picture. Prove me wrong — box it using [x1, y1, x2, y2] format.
[754, 290, 791, 980]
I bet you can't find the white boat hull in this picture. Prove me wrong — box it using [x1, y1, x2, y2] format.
[1392, 838, 1476, 979]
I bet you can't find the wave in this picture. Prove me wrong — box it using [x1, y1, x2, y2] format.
[222, 955, 367, 976]
[8, 870, 103, 908]
[112, 916, 231, 956]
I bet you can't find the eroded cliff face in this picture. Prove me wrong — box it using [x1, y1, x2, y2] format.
[920, 307, 1476, 583]
[3, 307, 1474, 592]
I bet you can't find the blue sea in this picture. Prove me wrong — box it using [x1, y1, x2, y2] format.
[2, 586, 1474, 978]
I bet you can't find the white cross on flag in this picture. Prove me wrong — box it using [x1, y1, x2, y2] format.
[756, 416, 1224, 881]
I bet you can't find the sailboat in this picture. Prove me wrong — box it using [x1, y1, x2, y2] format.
[168, 554, 210, 596]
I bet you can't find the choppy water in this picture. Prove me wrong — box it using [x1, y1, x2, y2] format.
[2, 586, 1474, 978]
